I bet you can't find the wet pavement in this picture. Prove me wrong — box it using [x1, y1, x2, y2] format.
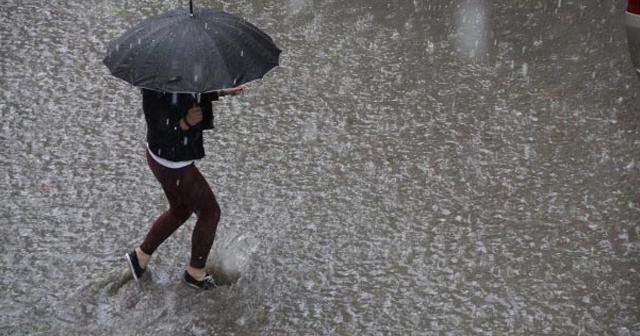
[1, 0, 639, 335]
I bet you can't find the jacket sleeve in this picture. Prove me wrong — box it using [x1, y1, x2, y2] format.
[200, 91, 219, 130]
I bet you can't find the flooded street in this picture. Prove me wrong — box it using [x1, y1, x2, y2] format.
[2, 0, 640, 334]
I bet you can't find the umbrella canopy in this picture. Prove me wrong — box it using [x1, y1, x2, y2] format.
[103, 1, 281, 93]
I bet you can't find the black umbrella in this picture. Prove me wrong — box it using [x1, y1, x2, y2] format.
[103, 0, 281, 93]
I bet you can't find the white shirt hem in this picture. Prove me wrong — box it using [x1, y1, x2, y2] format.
[147, 144, 194, 169]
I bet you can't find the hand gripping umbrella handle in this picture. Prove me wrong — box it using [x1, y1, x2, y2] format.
[185, 94, 202, 131]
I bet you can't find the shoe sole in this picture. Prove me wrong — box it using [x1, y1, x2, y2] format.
[184, 281, 203, 289]
[184, 272, 217, 290]
[125, 253, 140, 282]
[184, 281, 217, 290]
[183, 274, 203, 289]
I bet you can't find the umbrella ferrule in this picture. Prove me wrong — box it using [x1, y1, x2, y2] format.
[189, 0, 194, 17]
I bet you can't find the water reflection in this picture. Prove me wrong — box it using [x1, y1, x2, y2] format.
[454, 0, 490, 58]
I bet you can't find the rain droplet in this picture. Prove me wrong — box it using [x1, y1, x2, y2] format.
[115, 44, 120, 51]
[176, 179, 180, 186]
[166, 119, 170, 125]
[240, 50, 244, 57]
[183, 137, 188, 145]
[205, 23, 208, 29]
[138, 38, 141, 45]
[426, 41, 434, 54]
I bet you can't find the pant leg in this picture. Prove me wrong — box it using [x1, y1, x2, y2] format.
[179, 164, 221, 269]
[139, 151, 192, 255]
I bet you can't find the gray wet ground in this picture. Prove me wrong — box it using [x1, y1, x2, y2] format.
[2, 0, 640, 335]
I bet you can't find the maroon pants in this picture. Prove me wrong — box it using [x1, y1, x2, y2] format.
[140, 150, 220, 269]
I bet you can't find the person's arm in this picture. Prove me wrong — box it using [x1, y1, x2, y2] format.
[218, 86, 246, 97]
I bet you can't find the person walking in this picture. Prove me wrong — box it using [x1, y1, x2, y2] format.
[125, 85, 245, 290]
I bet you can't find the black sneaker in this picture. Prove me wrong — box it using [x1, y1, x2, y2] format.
[125, 250, 146, 281]
[184, 271, 218, 290]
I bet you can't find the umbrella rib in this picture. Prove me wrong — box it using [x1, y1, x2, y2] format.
[194, 19, 234, 90]
[214, 13, 278, 48]
[211, 14, 281, 66]
[213, 15, 279, 68]
[190, 19, 208, 92]
[129, 17, 184, 86]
